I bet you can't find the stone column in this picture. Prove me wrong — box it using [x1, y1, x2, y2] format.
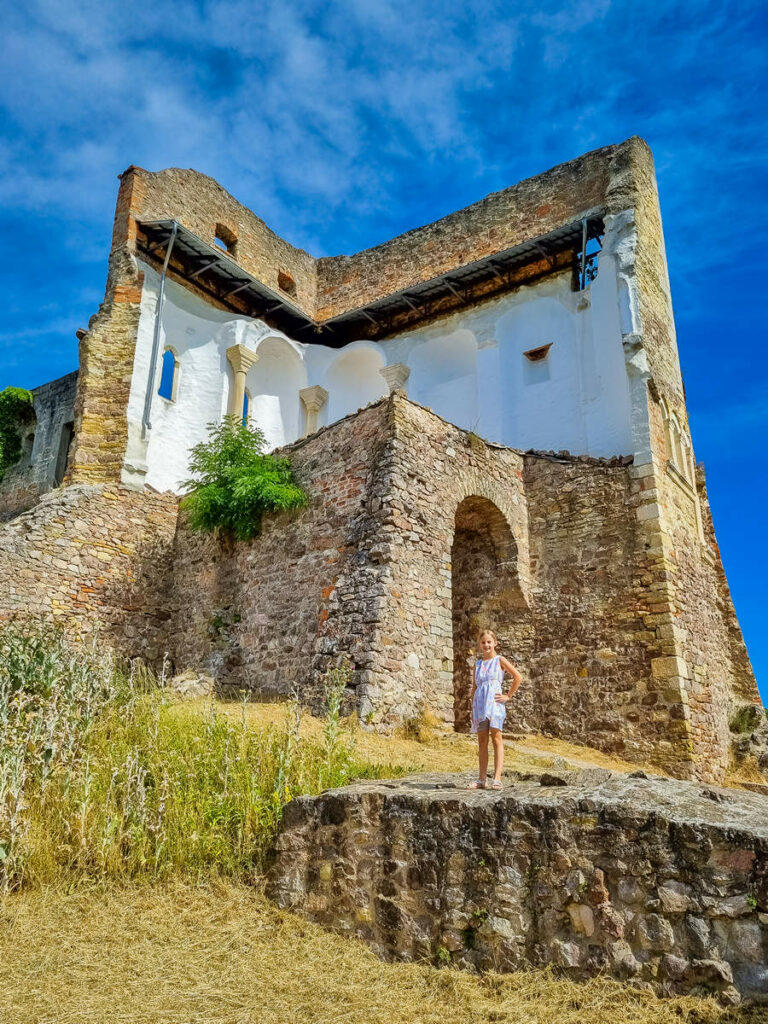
[299, 385, 329, 436]
[379, 363, 410, 394]
[226, 345, 258, 418]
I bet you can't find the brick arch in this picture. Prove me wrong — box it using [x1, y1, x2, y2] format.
[449, 472, 530, 603]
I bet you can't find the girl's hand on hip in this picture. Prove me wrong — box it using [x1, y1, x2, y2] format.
[494, 693, 510, 703]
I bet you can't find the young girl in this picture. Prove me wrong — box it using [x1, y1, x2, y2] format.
[467, 629, 522, 790]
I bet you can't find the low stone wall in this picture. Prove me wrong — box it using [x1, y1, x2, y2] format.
[269, 771, 768, 1005]
[0, 483, 178, 661]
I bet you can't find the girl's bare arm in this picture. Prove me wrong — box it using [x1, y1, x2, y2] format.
[497, 657, 522, 701]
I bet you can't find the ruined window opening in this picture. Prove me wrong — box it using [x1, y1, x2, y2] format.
[22, 426, 35, 458]
[158, 348, 179, 402]
[243, 388, 251, 426]
[661, 399, 693, 485]
[278, 269, 297, 297]
[54, 421, 74, 486]
[214, 223, 238, 257]
[523, 344, 552, 363]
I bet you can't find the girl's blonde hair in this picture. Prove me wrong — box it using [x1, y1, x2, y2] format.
[476, 628, 498, 647]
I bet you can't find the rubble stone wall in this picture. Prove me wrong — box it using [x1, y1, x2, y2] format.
[0, 483, 178, 662]
[0, 393, 757, 780]
[162, 393, 756, 779]
[269, 772, 768, 1005]
[168, 400, 394, 702]
[521, 457, 661, 762]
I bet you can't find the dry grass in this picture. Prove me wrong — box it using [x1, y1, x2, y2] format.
[724, 754, 768, 791]
[2, 880, 756, 1024]
[210, 697, 657, 778]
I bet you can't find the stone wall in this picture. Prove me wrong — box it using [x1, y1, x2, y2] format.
[0, 392, 757, 781]
[0, 483, 178, 662]
[165, 393, 757, 781]
[521, 456, 662, 763]
[316, 140, 623, 320]
[128, 166, 317, 316]
[0, 372, 77, 520]
[168, 400, 394, 703]
[269, 771, 768, 1005]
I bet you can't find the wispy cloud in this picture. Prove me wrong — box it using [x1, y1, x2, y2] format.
[1, 0, 767, 684]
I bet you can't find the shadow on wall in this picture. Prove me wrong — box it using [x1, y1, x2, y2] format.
[409, 330, 477, 430]
[323, 344, 387, 424]
[246, 337, 307, 448]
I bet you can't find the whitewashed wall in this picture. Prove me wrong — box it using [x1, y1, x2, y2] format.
[126, 223, 634, 494]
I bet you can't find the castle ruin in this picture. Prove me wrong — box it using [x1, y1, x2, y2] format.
[0, 136, 761, 784]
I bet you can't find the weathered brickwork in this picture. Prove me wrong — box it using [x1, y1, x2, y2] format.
[269, 771, 768, 1004]
[66, 251, 146, 485]
[129, 166, 317, 315]
[0, 484, 178, 661]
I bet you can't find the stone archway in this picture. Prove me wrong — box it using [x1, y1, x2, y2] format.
[451, 496, 532, 732]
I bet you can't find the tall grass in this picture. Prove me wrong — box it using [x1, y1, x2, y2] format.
[0, 623, 396, 891]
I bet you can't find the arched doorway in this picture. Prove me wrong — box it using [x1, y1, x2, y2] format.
[451, 496, 532, 731]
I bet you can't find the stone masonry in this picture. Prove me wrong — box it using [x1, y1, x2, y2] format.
[0, 391, 760, 784]
[165, 393, 760, 783]
[269, 770, 768, 1004]
[0, 483, 178, 662]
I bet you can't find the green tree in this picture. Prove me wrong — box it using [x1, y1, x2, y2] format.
[0, 387, 34, 483]
[181, 416, 307, 541]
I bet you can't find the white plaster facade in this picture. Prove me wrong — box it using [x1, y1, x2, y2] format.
[123, 216, 635, 494]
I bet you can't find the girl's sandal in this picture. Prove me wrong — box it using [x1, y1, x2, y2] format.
[489, 780, 503, 790]
[466, 779, 486, 790]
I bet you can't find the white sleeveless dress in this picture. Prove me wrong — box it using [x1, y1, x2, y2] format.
[471, 655, 506, 733]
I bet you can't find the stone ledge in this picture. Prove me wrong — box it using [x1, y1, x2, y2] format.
[269, 770, 768, 1004]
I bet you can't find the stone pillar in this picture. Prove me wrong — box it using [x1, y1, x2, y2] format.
[226, 345, 258, 418]
[299, 385, 329, 436]
[379, 363, 411, 394]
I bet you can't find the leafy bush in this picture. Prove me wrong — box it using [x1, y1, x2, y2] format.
[0, 386, 34, 482]
[0, 622, 406, 891]
[181, 416, 307, 541]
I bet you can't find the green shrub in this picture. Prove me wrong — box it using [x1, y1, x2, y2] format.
[181, 416, 307, 541]
[0, 386, 34, 482]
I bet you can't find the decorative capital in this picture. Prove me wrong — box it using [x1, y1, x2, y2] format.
[299, 385, 329, 414]
[379, 363, 411, 393]
[226, 344, 258, 376]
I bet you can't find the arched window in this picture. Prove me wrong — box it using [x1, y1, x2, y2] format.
[214, 223, 238, 257]
[158, 348, 179, 402]
[243, 388, 251, 426]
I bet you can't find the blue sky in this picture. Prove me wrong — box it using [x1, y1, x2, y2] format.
[1, 1, 766, 699]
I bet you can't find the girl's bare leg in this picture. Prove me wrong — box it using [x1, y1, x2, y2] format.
[478, 728, 490, 782]
[491, 728, 504, 781]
